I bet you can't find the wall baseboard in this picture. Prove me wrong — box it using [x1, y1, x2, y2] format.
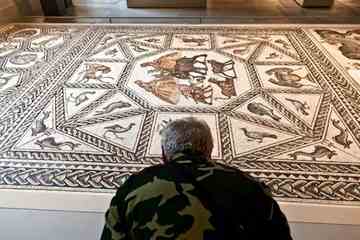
[127, 0, 207, 8]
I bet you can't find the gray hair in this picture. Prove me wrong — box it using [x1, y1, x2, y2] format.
[160, 117, 213, 160]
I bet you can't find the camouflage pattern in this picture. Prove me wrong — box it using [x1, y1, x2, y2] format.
[101, 149, 292, 239]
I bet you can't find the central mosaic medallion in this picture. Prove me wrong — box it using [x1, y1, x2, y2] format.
[129, 49, 250, 107]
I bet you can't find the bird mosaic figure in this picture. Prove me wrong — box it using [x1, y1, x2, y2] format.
[266, 67, 313, 88]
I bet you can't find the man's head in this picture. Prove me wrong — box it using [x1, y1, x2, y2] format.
[160, 117, 213, 162]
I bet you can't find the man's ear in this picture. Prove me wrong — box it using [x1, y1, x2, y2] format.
[161, 146, 167, 163]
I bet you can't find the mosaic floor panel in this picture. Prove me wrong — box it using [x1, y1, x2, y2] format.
[0, 24, 360, 206]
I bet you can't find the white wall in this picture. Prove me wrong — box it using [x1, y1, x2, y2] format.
[0, 208, 360, 240]
[0, 209, 104, 240]
[291, 222, 360, 240]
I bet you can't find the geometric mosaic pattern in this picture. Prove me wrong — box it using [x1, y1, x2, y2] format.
[0, 24, 360, 205]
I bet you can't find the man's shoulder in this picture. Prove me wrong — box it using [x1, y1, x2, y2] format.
[123, 163, 171, 186]
[122, 161, 272, 199]
[132, 163, 169, 178]
[111, 164, 169, 201]
[210, 162, 272, 197]
[213, 162, 261, 183]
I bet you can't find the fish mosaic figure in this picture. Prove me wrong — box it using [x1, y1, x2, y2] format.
[95, 101, 132, 116]
[247, 102, 281, 121]
[103, 123, 136, 140]
[288, 146, 337, 160]
[240, 128, 278, 143]
[35, 137, 81, 150]
[285, 98, 310, 116]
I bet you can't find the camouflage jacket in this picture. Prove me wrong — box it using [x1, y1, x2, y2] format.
[101, 150, 292, 240]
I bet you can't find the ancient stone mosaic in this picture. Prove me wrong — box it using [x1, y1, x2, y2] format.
[0, 24, 360, 205]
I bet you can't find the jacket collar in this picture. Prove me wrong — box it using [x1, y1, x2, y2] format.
[169, 148, 209, 164]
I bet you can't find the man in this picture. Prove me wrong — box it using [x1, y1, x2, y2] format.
[101, 117, 292, 239]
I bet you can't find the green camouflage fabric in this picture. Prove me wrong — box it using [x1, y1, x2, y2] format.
[101, 149, 292, 240]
